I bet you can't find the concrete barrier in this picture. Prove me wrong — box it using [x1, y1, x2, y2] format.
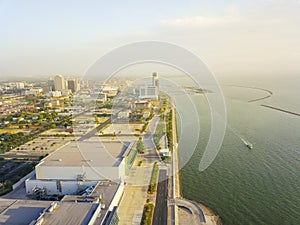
[12, 171, 35, 190]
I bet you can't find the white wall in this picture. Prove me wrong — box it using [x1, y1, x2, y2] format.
[36, 166, 83, 180]
[87, 204, 102, 225]
[26, 179, 58, 195]
[108, 182, 124, 211]
[13, 171, 35, 190]
[61, 181, 97, 195]
[26, 179, 98, 195]
[119, 159, 126, 182]
[60, 181, 79, 195]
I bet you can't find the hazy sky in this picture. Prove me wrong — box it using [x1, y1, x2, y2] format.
[0, 0, 300, 78]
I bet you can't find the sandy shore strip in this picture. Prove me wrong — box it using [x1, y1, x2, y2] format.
[196, 202, 223, 225]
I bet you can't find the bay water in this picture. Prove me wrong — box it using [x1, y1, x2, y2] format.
[176, 75, 300, 225]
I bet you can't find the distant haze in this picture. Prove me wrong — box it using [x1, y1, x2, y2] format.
[0, 0, 300, 79]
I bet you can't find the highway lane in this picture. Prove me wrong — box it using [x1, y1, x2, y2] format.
[152, 169, 168, 225]
[77, 118, 111, 141]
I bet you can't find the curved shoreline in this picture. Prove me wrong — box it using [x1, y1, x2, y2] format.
[225, 85, 300, 117]
[196, 202, 223, 225]
[224, 84, 273, 103]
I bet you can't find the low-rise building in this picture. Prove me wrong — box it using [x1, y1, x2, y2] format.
[0, 199, 101, 225]
[118, 110, 131, 119]
[46, 91, 62, 98]
[102, 86, 119, 97]
[133, 100, 152, 110]
[26, 141, 134, 196]
[25, 88, 43, 96]
[139, 86, 158, 100]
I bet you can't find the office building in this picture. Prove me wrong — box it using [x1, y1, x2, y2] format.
[67, 79, 79, 93]
[139, 86, 158, 100]
[48, 79, 55, 91]
[152, 72, 158, 87]
[54, 75, 66, 91]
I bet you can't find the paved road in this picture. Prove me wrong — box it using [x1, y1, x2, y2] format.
[153, 169, 168, 225]
[143, 115, 160, 151]
[2, 183, 29, 200]
[148, 115, 160, 134]
[77, 118, 111, 141]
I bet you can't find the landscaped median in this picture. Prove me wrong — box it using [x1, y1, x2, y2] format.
[141, 200, 154, 225]
[166, 110, 173, 149]
[153, 115, 165, 150]
[148, 162, 159, 194]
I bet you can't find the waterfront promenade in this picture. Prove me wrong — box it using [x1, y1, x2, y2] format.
[170, 106, 220, 225]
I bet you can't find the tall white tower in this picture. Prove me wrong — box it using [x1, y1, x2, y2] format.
[152, 72, 158, 87]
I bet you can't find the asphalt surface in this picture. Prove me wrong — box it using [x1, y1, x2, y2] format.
[152, 169, 168, 225]
[77, 118, 111, 141]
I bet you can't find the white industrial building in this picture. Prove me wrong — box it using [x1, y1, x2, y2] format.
[26, 141, 133, 195]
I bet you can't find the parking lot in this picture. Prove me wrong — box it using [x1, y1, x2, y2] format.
[0, 136, 73, 161]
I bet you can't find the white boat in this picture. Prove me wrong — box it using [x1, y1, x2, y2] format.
[246, 143, 253, 149]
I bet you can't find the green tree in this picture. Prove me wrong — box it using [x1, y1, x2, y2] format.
[5, 115, 13, 122]
[94, 115, 99, 124]
[137, 137, 145, 153]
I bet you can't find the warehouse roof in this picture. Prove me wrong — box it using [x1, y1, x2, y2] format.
[0, 199, 50, 225]
[0, 199, 100, 225]
[42, 202, 99, 225]
[38, 141, 130, 167]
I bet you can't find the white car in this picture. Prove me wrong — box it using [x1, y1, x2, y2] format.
[85, 186, 95, 195]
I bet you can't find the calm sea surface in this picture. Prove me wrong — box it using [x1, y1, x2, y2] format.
[176, 76, 300, 225]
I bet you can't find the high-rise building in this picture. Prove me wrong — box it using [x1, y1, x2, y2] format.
[152, 72, 158, 87]
[67, 79, 79, 93]
[48, 79, 55, 91]
[138, 72, 159, 100]
[54, 75, 66, 91]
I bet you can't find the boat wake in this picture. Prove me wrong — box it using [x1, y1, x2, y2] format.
[227, 125, 253, 149]
[240, 137, 248, 145]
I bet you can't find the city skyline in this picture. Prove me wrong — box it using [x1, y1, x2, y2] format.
[0, 1, 299, 225]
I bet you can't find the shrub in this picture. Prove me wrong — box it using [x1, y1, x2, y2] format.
[148, 162, 159, 194]
[137, 137, 145, 154]
[141, 203, 154, 225]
